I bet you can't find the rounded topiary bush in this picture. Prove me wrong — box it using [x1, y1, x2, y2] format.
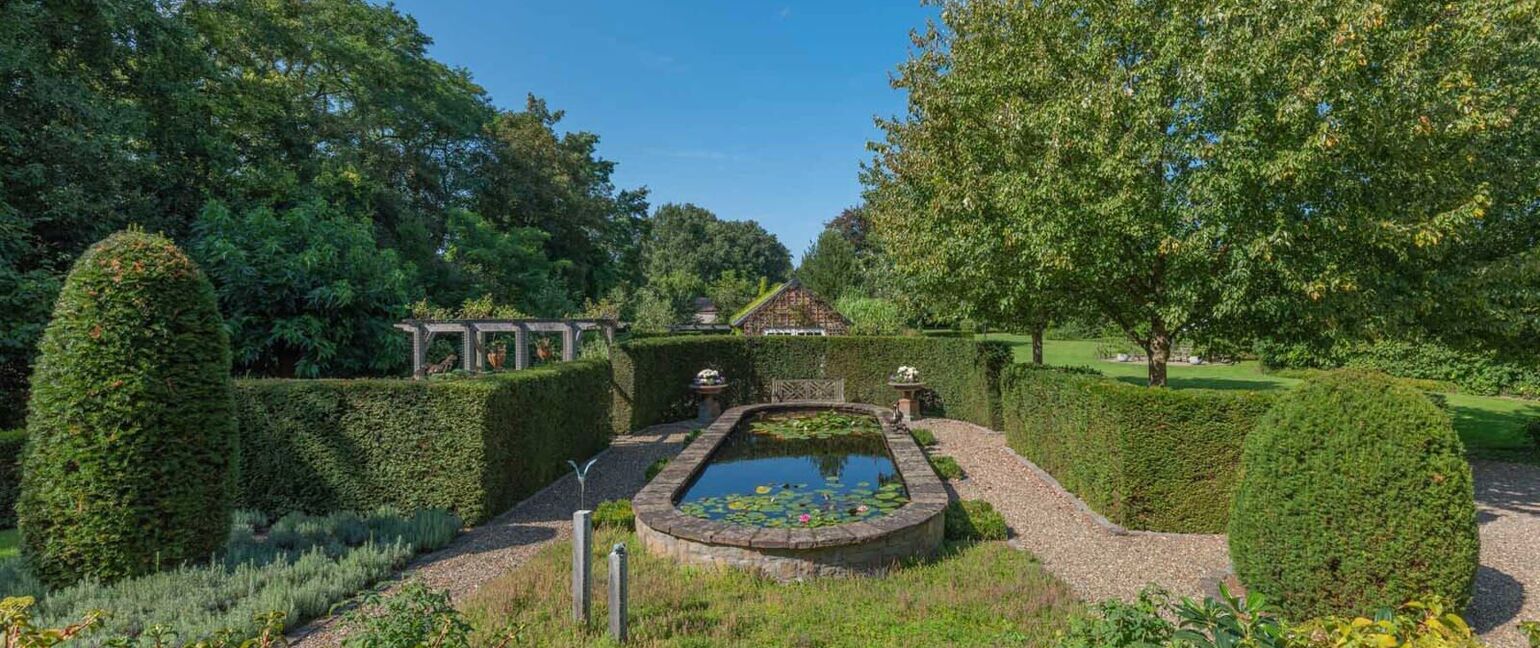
[1228, 370, 1477, 619]
[18, 229, 235, 587]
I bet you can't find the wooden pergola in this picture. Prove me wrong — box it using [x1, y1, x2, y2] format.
[395, 318, 619, 377]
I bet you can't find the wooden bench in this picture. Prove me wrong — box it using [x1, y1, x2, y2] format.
[770, 379, 845, 403]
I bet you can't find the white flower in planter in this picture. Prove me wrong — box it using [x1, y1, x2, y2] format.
[694, 369, 725, 386]
[892, 366, 921, 383]
[1115, 353, 1130, 362]
[1188, 356, 1204, 365]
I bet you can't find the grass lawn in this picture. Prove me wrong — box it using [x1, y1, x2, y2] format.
[0, 529, 16, 560]
[981, 334, 1540, 464]
[464, 527, 1080, 647]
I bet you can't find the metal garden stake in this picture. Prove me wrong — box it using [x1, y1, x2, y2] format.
[573, 509, 592, 623]
[609, 542, 628, 643]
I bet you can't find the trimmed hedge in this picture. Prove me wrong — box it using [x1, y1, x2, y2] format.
[1, 428, 22, 528]
[1259, 338, 1540, 399]
[20, 230, 236, 588]
[610, 335, 1011, 434]
[1229, 370, 1478, 619]
[234, 359, 611, 525]
[1000, 365, 1277, 533]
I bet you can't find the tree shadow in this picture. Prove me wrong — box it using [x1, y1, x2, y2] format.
[1471, 461, 1540, 520]
[1111, 376, 1294, 392]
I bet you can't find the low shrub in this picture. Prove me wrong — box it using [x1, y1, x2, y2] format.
[0, 428, 22, 528]
[611, 335, 1011, 434]
[0, 598, 288, 648]
[834, 295, 904, 336]
[2, 507, 458, 642]
[1061, 590, 1482, 648]
[1527, 419, 1540, 453]
[929, 455, 964, 480]
[235, 359, 611, 524]
[1001, 365, 1277, 533]
[1521, 621, 1539, 647]
[1229, 371, 1478, 620]
[1258, 338, 1540, 399]
[644, 458, 669, 481]
[20, 230, 236, 588]
[340, 581, 472, 648]
[909, 427, 938, 447]
[592, 500, 635, 531]
[944, 500, 1007, 542]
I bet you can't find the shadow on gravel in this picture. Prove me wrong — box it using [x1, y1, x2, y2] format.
[1472, 461, 1540, 521]
[1469, 565, 1525, 634]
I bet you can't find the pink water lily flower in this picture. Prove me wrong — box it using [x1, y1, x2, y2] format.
[798, 513, 811, 524]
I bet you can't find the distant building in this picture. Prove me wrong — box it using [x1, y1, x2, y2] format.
[691, 297, 719, 324]
[730, 280, 850, 336]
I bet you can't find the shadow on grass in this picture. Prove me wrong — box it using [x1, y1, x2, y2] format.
[1112, 375, 1295, 392]
[1451, 401, 1540, 465]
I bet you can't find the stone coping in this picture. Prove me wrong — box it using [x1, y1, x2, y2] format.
[632, 400, 948, 551]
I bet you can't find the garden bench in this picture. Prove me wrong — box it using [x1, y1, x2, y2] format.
[770, 379, 845, 402]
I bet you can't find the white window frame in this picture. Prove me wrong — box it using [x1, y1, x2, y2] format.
[763, 327, 827, 336]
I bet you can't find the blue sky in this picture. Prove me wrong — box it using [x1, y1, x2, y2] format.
[390, 1, 938, 262]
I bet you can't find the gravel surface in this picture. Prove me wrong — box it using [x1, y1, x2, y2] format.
[290, 420, 695, 646]
[925, 419, 1540, 648]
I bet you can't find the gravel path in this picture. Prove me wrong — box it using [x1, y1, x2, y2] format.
[924, 419, 1540, 648]
[290, 420, 695, 646]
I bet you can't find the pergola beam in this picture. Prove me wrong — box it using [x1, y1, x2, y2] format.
[394, 318, 619, 378]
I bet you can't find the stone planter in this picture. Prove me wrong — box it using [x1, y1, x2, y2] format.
[692, 382, 728, 422]
[888, 381, 925, 421]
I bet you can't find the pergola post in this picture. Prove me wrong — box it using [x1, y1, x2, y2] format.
[514, 323, 530, 370]
[562, 323, 580, 362]
[603, 322, 616, 346]
[411, 323, 429, 379]
[461, 322, 476, 373]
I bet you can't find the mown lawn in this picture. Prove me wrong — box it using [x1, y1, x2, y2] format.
[981, 334, 1540, 464]
[0, 529, 16, 560]
[464, 527, 1080, 647]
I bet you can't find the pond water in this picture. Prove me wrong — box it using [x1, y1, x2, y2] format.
[675, 410, 911, 528]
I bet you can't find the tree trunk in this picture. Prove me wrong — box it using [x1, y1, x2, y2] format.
[1147, 324, 1171, 387]
[1031, 326, 1045, 365]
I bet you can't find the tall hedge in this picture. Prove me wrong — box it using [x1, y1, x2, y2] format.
[1000, 365, 1277, 533]
[1229, 370, 1478, 619]
[611, 335, 1010, 433]
[19, 230, 236, 587]
[234, 359, 612, 524]
[1, 428, 23, 528]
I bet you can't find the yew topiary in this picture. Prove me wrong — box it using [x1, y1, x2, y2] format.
[1228, 370, 1478, 619]
[18, 229, 236, 587]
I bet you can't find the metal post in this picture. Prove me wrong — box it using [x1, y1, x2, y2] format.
[608, 543, 628, 643]
[573, 510, 592, 624]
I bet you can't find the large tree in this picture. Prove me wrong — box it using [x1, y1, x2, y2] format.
[866, 0, 1540, 385]
[641, 203, 792, 285]
[797, 229, 861, 301]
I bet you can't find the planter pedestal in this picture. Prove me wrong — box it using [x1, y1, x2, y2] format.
[693, 383, 728, 422]
[888, 382, 925, 421]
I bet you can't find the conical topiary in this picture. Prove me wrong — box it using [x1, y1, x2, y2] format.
[18, 229, 236, 587]
[1228, 370, 1478, 619]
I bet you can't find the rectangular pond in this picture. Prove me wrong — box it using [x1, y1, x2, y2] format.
[674, 410, 911, 528]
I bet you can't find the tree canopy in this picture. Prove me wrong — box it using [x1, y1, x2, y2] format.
[866, 0, 1540, 385]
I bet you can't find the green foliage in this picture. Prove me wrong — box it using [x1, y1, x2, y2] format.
[928, 455, 965, 481]
[0, 429, 22, 528]
[1288, 598, 1483, 647]
[1002, 365, 1276, 533]
[1259, 338, 1540, 400]
[1, 597, 290, 648]
[835, 295, 905, 336]
[943, 499, 1008, 542]
[1521, 621, 1539, 647]
[611, 335, 1011, 434]
[463, 528, 1077, 646]
[797, 228, 861, 302]
[191, 200, 417, 378]
[644, 458, 669, 481]
[342, 581, 472, 648]
[641, 203, 791, 289]
[706, 270, 761, 321]
[909, 427, 938, 447]
[1527, 419, 1540, 453]
[591, 500, 635, 531]
[1057, 586, 1177, 648]
[1229, 371, 1479, 620]
[3, 508, 458, 644]
[19, 231, 235, 588]
[438, 209, 574, 318]
[866, 0, 1540, 387]
[234, 359, 611, 525]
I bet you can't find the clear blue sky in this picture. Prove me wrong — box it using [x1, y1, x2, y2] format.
[389, 1, 938, 262]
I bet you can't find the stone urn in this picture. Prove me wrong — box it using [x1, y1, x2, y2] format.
[692, 382, 729, 422]
[887, 381, 925, 421]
